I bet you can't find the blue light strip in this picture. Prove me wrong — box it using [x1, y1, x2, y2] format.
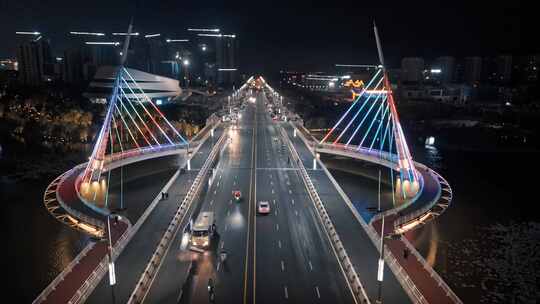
[369, 102, 390, 150]
[320, 69, 382, 144]
[122, 68, 188, 144]
[379, 112, 393, 152]
[119, 76, 175, 145]
[117, 92, 153, 147]
[334, 77, 384, 144]
[358, 94, 386, 148]
[114, 102, 140, 148]
[112, 116, 124, 152]
[345, 92, 383, 146]
[119, 86, 161, 145]
[104, 128, 113, 208]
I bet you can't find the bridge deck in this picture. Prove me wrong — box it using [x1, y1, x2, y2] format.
[85, 127, 224, 304]
[283, 123, 411, 303]
[39, 221, 127, 304]
[285, 122, 460, 304]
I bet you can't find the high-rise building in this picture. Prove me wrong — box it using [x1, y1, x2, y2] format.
[433, 56, 455, 83]
[63, 32, 123, 84]
[401, 57, 424, 83]
[16, 37, 53, 86]
[464, 56, 482, 84]
[513, 54, 539, 84]
[63, 47, 84, 84]
[216, 35, 239, 87]
[495, 55, 512, 84]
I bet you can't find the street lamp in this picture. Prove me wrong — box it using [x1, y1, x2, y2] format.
[187, 142, 191, 171]
[183, 59, 190, 88]
[106, 213, 117, 304]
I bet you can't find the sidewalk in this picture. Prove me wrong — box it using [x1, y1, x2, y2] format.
[40, 220, 128, 304]
[37, 127, 223, 304]
[372, 218, 455, 304]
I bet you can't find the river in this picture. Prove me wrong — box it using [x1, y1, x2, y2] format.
[3, 135, 539, 303]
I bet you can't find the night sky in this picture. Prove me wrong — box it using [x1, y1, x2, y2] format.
[0, 0, 530, 75]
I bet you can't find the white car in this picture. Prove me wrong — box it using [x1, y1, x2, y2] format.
[258, 201, 270, 214]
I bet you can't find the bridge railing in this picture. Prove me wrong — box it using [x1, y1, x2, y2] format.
[31, 241, 96, 304]
[392, 168, 451, 231]
[127, 128, 227, 304]
[66, 121, 224, 303]
[287, 122, 431, 304]
[280, 126, 371, 303]
[68, 217, 132, 304]
[56, 164, 105, 231]
[401, 237, 463, 304]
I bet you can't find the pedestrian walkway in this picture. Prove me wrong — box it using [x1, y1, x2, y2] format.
[38, 220, 128, 304]
[283, 122, 461, 304]
[35, 127, 224, 304]
[371, 217, 459, 304]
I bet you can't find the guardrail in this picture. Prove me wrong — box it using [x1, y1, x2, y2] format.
[401, 237, 462, 303]
[32, 241, 96, 304]
[36, 119, 223, 304]
[66, 124, 223, 304]
[127, 129, 227, 304]
[56, 164, 105, 232]
[287, 122, 430, 304]
[392, 168, 451, 232]
[280, 126, 370, 304]
[290, 121, 431, 234]
[68, 217, 132, 304]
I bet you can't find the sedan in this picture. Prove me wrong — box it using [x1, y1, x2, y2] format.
[258, 201, 270, 214]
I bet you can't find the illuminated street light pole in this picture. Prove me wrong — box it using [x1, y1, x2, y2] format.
[187, 142, 191, 171]
[376, 169, 385, 304]
[106, 214, 117, 304]
[183, 59, 190, 88]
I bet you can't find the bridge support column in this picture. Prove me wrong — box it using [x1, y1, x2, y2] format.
[187, 145, 192, 171]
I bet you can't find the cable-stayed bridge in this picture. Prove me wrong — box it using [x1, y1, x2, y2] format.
[34, 25, 460, 304]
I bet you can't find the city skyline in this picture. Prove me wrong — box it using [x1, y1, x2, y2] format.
[0, 0, 531, 74]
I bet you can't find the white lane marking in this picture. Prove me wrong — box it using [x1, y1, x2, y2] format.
[276, 224, 279, 231]
[229, 199, 232, 205]
[281, 260, 285, 272]
[219, 175, 222, 179]
[225, 225, 229, 231]
[315, 286, 321, 298]
[227, 210, 231, 216]
[286, 181, 290, 186]
[210, 200, 214, 206]
[309, 260, 313, 271]
[269, 174, 272, 178]
[214, 190, 217, 194]
[234, 181, 237, 185]
[217, 261, 221, 271]
[217, 181, 220, 187]
[272, 189, 274, 194]
[278, 240, 282, 249]
[295, 210, 298, 217]
[291, 199, 295, 205]
[284, 286, 288, 299]
[275, 210, 278, 216]
[288, 189, 292, 194]
[273, 199, 276, 205]
[221, 241, 225, 249]
[270, 181, 273, 185]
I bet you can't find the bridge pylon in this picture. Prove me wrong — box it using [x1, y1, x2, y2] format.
[79, 67, 189, 207]
[319, 25, 419, 199]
